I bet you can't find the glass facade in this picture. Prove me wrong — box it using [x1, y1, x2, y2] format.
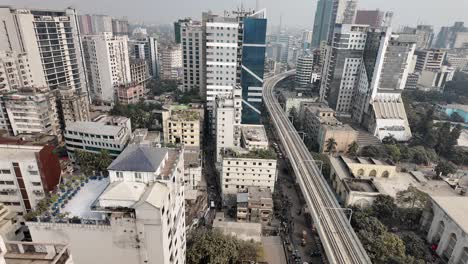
[241, 17, 267, 124]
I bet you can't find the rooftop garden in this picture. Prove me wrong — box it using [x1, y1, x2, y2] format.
[225, 148, 277, 160]
[25, 174, 108, 224]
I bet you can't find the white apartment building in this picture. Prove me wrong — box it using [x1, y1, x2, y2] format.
[180, 20, 205, 95]
[0, 142, 61, 215]
[1, 87, 61, 138]
[214, 87, 242, 163]
[295, 54, 314, 87]
[220, 149, 277, 197]
[27, 145, 186, 264]
[160, 45, 183, 80]
[64, 116, 132, 161]
[0, 51, 45, 93]
[204, 14, 241, 112]
[0, 7, 88, 92]
[83, 32, 131, 103]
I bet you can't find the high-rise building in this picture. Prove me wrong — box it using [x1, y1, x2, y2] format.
[355, 9, 393, 28]
[0, 7, 88, 92]
[214, 87, 242, 163]
[159, 45, 183, 81]
[320, 24, 368, 116]
[239, 10, 267, 124]
[27, 145, 186, 264]
[1, 87, 61, 138]
[402, 25, 434, 50]
[111, 18, 129, 35]
[301, 30, 313, 49]
[78, 14, 112, 35]
[203, 9, 267, 124]
[130, 59, 150, 85]
[129, 37, 159, 78]
[434, 22, 468, 49]
[55, 86, 90, 129]
[179, 19, 205, 95]
[0, 139, 61, 215]
[82, 32, 131, 103]
[295, 54, 314, 87]
[0, 51, 45, 93]
[352, 29, 415, 141]
[311, 0, 358, 47]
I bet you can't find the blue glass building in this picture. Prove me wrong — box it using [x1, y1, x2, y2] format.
[240, 11, 267, 124]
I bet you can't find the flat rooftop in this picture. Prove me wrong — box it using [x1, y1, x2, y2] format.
[3, 241, 71, 264]
[65, 121, 123, 136]
[342, 156, 393, 166]
[241, 124, 268, 143]
[61, 178, 109, 220]
[344, 179, 378, 193]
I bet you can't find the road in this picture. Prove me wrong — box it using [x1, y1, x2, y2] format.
[263, 71, 372, 264]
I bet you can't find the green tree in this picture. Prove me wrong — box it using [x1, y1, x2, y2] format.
[358, 228, 406, 263]
[396, 186, 429, 208]
[186, 228, 261, 264]
[325, 137, 337, 154]
[372, 195, 397, 220]
[347, 141, 359, 156]
[435, 161, 457, 176]
[383, 144, 401, 163]
[97, 150, 113, 174]
[382, 134, 397, 145]
[399, 232, 432, 262]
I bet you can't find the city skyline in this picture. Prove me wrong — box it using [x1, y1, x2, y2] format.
[3, 0, 468, 30]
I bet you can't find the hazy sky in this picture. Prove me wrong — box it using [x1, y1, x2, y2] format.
[4, 0, 468, 30]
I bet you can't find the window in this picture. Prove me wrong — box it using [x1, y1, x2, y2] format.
[31, 182, 41, 186]
[116, 171, 123, 179]
[135, 172, 142, 181]
[29, 171, 39, 175]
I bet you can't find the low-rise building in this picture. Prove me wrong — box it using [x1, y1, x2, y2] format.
[416, 66, 455, 92]
[278, 90, 319, 115]
[129, 128, 161, 146]
[0, 140, 61, 215]
[220, 148, 277, 198]
[236, 187, 273, 225]
[162, 104, 203, 148]
[64, 115, 132, 161]
[329, 155, 458, 207]
[27, 145, 186, 264]
[425, 196, 468, 263]
[302, 103, 358, 153]
[116, 83, 146, 105]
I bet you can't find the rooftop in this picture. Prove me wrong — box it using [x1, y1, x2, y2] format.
[170, 109, 200, 121]
[130, 129, 161, 146]
[62, 178, 109, 220]
[108, 145, 168, 172]
[432, 196, 468, 234]
[223, 148, 277, 160]
[241, 124, 268, 143]
[372, 96, 408, 120]
[0, 133, 58, 147]
[342, 156, 394, 166]
[344, 178, 378, 193]
[213, 213, 262, 242]
[65, 121, 123, 136]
